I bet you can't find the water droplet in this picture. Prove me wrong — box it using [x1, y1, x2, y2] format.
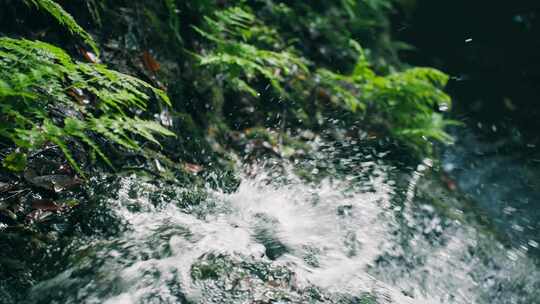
[503, 206, 517, 215]
[443, 163, 455, 172]
[511, 224, 524, 232]
[507, 250, 518, 261]
[438, 103, 449, 112]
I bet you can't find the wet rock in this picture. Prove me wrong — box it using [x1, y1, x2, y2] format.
[24, 173, 83, 192]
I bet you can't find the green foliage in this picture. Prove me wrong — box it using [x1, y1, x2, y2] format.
[358, 292, 378, 304]
[133, 0, 185, 52]
[316, 68, 366, 113]
[189, 3, 456, 153]
[366, 67, 459, 147]
[317, 41, 459, 152]
[85, 0, 105, 26]
[0, 37, 174, 174]
[253, 0, 400, 71]
[2, 151, 27, 172]
[163, 0, 183, 45]
[193, 6, 308, 97]
[1, 0, 457, 165]
[23, 0, 100, 56]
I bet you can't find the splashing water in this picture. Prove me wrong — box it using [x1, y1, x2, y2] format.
[23, 140, 540, 304]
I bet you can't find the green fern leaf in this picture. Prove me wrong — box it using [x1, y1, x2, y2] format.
[24, 0, 99, 56]
[0, 37, 175, 174]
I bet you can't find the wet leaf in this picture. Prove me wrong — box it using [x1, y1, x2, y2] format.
[67, 88, 90, 105]
[31, 199, 61, 211]
[0, 181, 13, 192]
[79, 47, 98, 63]
[0, 207, 17, 220]
[63, 199, 79, 208]
[142, 51, 160, 73]
[26, 209, 53, 223]
[154, 159, 165, 172]
[441, 173, 457, 191]
[2, 152, 27, 172]
[24, 173, 83, 192]
[184, 163, 203, 174]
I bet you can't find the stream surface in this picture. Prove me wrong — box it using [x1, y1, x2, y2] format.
[442, 124, 540, 257]
[11, 135, 540, 303]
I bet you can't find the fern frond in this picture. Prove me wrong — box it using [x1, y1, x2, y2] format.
[316, 69, 366, 112]
[195, 6, 308, 97]
[316, 41, 455, 152]
[24, 0, 100, 56]
[0, 37, 175, 174]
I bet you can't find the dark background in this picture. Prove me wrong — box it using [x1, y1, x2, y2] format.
[393, 1, 540, 143]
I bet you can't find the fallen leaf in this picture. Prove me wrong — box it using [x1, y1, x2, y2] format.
[24, 173, 83, 192]
[441, 173, 457, 191]
[316, 88, 331, 101]
[154, 159, 165, 172]
[26, 209, 53, 223]
[142, 51, 160, 73]
[31, 199, 61, 211]
[0, 182, 13, 193]
[79, 47, 98, 63]
[67, 88, 90, 105]
[184, 163, 203, 174]
[0, 207, 17, 220]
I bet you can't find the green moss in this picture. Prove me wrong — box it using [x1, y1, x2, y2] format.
[358, 293, 379, 304]
[191, 254, 233, 281]
[244, 127, 278, 145]
[2, 152, 27, 172]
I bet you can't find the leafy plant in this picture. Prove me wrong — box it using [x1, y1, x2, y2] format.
[23, 0, 100, 55]
[193, 6, 308, 97]
[0, 37, 174, 174]
[2, 151, 27, 172]
[191, 4, 456, 153]
[163, 0, 183, 45]
[317, 41, 459, 152]
[253, 0, 399, 72]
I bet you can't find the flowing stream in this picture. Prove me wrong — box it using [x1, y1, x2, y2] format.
[13, 136, 540, 303]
